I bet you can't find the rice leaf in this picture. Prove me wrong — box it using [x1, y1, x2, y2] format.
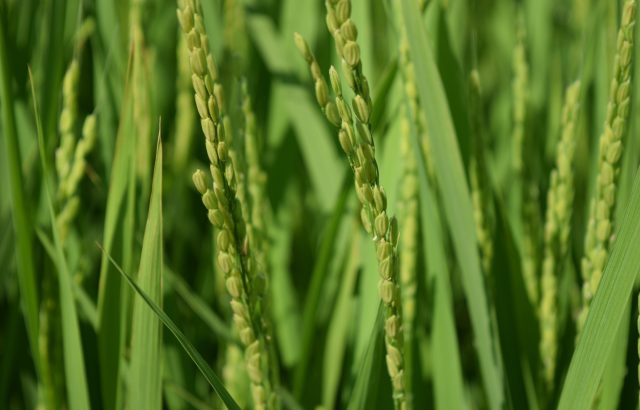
[293, 180, 350, 396]
[39, 0, 68, 156]
[94, 0, 125, 104]
[433, 5, 471, 167]
[96, 57, 135, 410]
[400, 0, 505, 408]
[270, 188, 303, 367]
[491, 197, 538, 409]
[73, 281, 98, 330]
[128, 135, 164, 410]
[351, 233, 382, 378]
[347, 305, 389, 410]
[277, 387, 305, 410]
[34, 231, 92, 410]
[0, 17, 40, 376]
[99, 245, 241, 410]
[29, 69, 91, 410]
[36, 232, 98, 330]
[597, 302, 630, 410]
[322, 221, 361, 409]
[413, 139, 466, 410]
[370, 58, 399, 131]
[558, 168, 640, 410]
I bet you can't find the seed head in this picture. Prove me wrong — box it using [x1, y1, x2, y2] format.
[293, 32, 312, 62]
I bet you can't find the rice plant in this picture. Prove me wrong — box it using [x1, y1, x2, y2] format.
[4, 0, 640, 409]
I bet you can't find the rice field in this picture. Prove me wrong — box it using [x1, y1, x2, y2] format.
[2, 0, 640, 409]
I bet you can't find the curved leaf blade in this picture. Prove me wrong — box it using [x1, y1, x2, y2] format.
[99, 245, 241, 410]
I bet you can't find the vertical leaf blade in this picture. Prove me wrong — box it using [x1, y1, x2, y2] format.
[0, 14, 40, 376]
[100, 247, 241, 410]
[30, 69, 91, 410]
[400, 0, 505, 408]
[558, 168, 640, 410]
[413, 148, 466, 410]
[96, 74, 135, 410]
[129, 135, 164, 410]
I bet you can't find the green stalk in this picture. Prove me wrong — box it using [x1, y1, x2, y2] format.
[130, 0, 152, 204]
[0, 16, 41, 380]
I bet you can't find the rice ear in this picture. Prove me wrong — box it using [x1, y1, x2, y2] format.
[579, 0, 637, 335]
[177, 2, 278, 407]
[295, 1, 410, 406]
[540, 80, 581, 388]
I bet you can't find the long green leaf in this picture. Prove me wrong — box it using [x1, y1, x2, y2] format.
[94, 0, 125, 106]
[34, 232, 92, 410]
[0, 298, 21, 405]
[99, 246, 240, 410]
[558, 168, 640, 409]
[491, 197, 537, 409]
[0, 14, 40, 376]
[598, 302, 630, 410]
[413, 140, 466, 410]
[322, 221, 361, 409]
[347, 305, 388, 410]
[270, 186, 303, 367]
[30, 69, 91, 410]
[293, 180, 350, 396]
[37, 232, 99, 330]
[370, 58, 399, 132]
[433, 5, 471, 167]
[400, 0, 505, 408]
[96, 56, 135, 410]
[352, 237, 383, 380]
[40, 0, 67, 157]
[129, 136, 163, 409]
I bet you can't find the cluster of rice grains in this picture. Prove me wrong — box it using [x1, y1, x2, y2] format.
[295, 0, 409, 408]
[468, 70, 494, 276]
[177, 1, 278, 408]
[511, 18, 541, 309]
[579, 0, 637, 334]
[39, 56, 97, 410]
[539, 81, 581, 388]
[55, 60, 97, 242]
[393, 0, 430, 392]
[531, 0, 636, 397]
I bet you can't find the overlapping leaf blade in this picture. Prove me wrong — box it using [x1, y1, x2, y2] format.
[558, 168, 640, 410]
[101, 248, 241, 410]
[400, 0, 505, 408]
